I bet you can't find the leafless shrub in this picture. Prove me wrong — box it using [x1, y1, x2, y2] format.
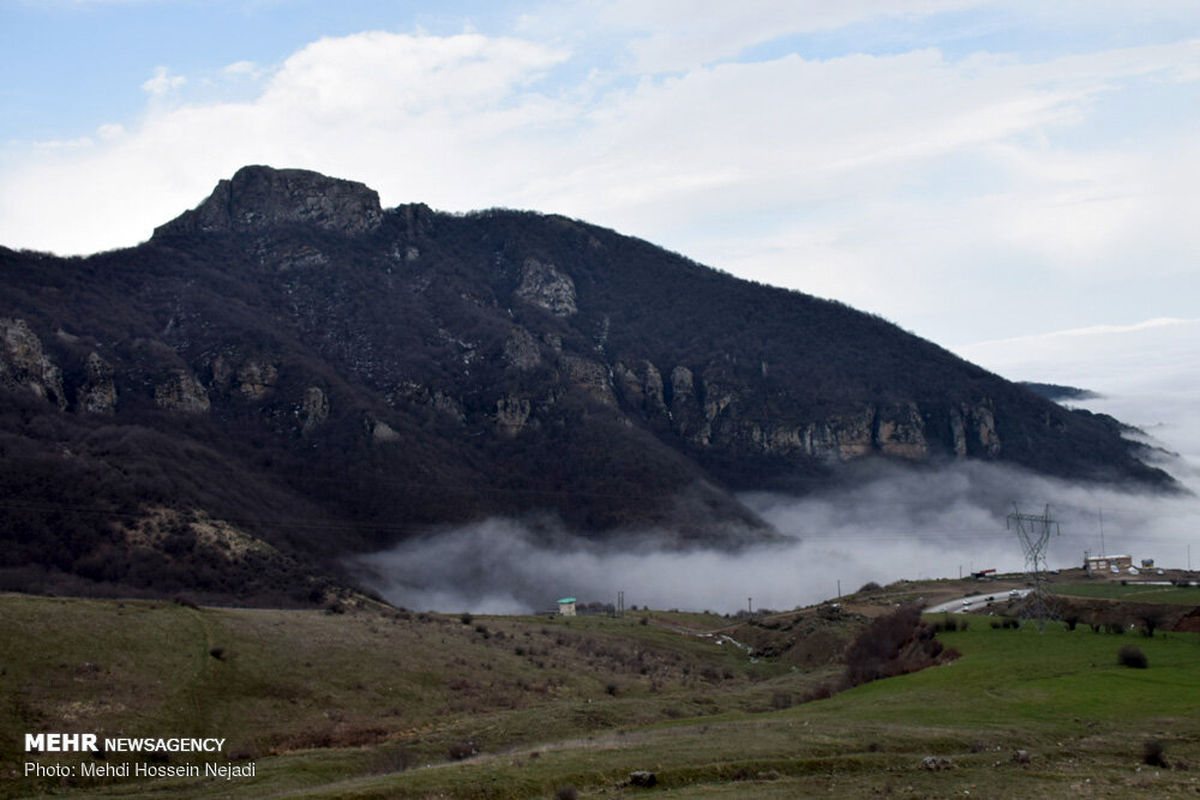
[447, 740, 478, 760]
[1118, 645, 1148, 669]
[1144, 738, 1167, 767]
[801, 683, 836, 703]
[844, 605, 950, 688]
[228, 745, 255, 761]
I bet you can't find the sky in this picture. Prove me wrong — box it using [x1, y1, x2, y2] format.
[3, 0, 1197, 612]
[2, 0, 1199, 351]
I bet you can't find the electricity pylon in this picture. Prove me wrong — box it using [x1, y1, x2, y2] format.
[1007, 503, 1060, 630]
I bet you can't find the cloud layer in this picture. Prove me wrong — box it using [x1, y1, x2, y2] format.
[355, 454, 1197, 615]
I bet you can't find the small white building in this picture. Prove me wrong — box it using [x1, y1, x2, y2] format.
[557, 597, 577, 617]
[1084, 554, 1133, 575]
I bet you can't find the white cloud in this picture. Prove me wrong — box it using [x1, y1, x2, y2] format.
[31, 136, 94, 150]
[141, 66, 187, 96]
[221, 60, 263, 79]
[96, 123, 125, 140]
[1, 22, 1197, 349]
[956, 317, 1200, 397]
[0, 32, 570, 254]
[566, 0, 991, 72]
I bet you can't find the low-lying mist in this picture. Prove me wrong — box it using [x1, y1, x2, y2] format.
[353, 318, 1200, 615]
[352, 448, 1197, 616]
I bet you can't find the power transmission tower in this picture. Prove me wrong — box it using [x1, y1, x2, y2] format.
[1007, 504, 1060, 630]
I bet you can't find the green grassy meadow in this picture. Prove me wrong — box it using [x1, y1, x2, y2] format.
[1053, 582, 1200, 605]
[4, 593, 1200, 799]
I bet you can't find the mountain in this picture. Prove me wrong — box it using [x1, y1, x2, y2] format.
[0, 166, 1172, 603]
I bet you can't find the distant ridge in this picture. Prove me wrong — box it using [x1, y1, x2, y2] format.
[1020, 382, 1101, 402]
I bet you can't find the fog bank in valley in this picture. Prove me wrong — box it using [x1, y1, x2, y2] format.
[354, 454, 1195, 615]
[355, 320, 1200, 614]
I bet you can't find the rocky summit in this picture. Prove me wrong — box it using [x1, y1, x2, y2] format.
[0, 166, 1173, 603]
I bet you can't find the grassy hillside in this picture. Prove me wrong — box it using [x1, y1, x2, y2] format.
[0, 594, 834, 798]
[4, 592, 1199, 799]
[1053, 582, 1200, 605]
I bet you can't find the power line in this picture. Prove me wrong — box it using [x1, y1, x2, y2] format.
[1007, 503, 1060, 631]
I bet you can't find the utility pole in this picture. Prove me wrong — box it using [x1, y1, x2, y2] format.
[1008, 503, 1060, 631]
[1099, 508, 1106, 557]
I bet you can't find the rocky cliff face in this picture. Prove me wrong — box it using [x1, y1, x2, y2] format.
[1, 318, 66, 410]
[0, 166, 1172, 600]
[515, 258, 578, 317]
[153, 165, 383, 237]
[79, 351, 117, 414]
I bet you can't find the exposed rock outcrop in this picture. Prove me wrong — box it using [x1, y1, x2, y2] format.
[713, 402, 929, 462]
[503, 326, 542, 370]
[299, 386, 329, 434]
[976, 403, 1001, 457]
[562, 356, 617, 406]
[270, 243, 331, 271]
[875, 402, 929, 460]
[495, 394, 532, 436]
[951, 402, 1001, 459]
[667, 365, 707, 439]
[390, 381, 466, 423]
[154, 370, 210, 414]
[614, 360, 666, 413]
[430, 391, 465, 422]
[371, 418, 401, 443]
[515, 258, 577, 317]
[0, 318, 66, 409]
[153, 165, 383, 237]
[829, 408, 876, 459]
[236, 358, 278, 401]
[700, 366, 736, 425]
[78, 351, 117, 415]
